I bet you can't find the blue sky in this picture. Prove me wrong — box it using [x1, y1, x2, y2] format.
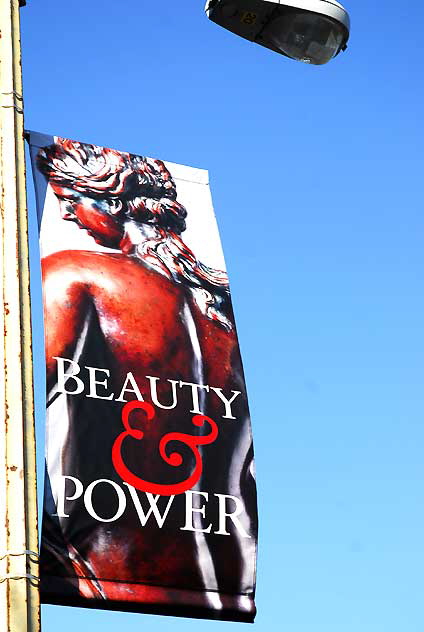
[21, 1, 424, 631]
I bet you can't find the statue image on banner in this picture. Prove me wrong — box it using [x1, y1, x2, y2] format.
[29, 133, 258, 622]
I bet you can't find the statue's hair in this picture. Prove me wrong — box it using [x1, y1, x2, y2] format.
[37, 137, 187, 234]
[37, 138, 233, 330]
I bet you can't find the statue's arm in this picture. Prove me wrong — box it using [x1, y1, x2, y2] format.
[42, 251, 92, 389]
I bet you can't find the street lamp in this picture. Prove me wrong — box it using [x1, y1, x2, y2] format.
[205, 0, 350, 65]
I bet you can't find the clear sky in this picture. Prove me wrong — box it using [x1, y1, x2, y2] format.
[20, 1, 424, 631]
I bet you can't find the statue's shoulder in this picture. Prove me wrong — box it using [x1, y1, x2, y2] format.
[41, 249, 127, 283]
[42, 249, 104, 268]
[42, 249, 136, 274]
[42, 249, 183, 302]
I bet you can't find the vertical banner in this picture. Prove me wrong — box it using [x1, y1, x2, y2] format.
[28, 132, 258, 622]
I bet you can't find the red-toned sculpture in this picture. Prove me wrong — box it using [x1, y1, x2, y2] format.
[31, 135, 257, 622]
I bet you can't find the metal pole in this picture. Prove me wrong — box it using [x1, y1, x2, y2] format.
[0, 0, 40, 630]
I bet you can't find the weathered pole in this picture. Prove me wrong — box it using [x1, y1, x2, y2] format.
[0, 0, 40, 630]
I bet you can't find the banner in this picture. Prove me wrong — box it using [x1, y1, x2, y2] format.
[29, 132, 258, 622]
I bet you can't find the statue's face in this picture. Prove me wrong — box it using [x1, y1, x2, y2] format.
[51, 183, 124, 248]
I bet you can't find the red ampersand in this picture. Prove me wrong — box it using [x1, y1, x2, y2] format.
[111, 401, 218, 496]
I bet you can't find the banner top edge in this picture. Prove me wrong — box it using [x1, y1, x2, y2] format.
[25, 130, 209, 186]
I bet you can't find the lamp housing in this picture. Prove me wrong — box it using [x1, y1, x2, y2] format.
[205, 0, 350, 65]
